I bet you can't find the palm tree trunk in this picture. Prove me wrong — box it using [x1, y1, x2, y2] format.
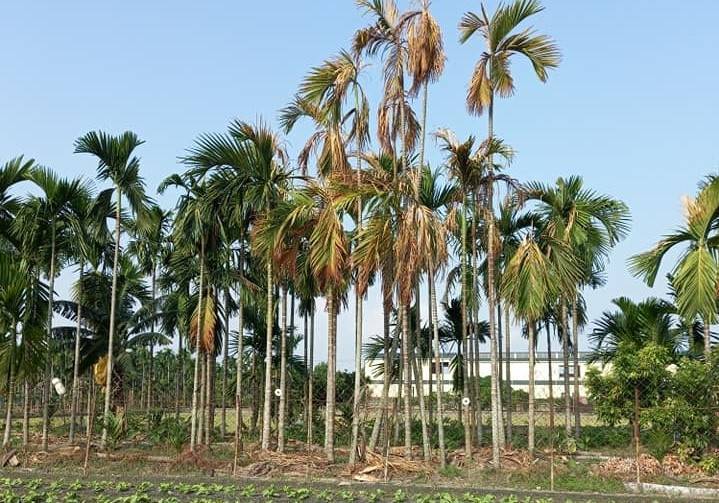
[261, 254, 274, 450]
[400, 303, 413, 459]
[410, 334, 430, 461]
[460, 197, 472, 459]
[486, 94, 502, 467]
[325, 289, 337, 462]
[429, 265, 446, 469]
[22, 379, 29, 447]
[527, 322, 536, 455]
[496, 302, 505, 448]
[307, 308, 315, 447]
[369, 300, 394, 452]
[277, 288, 288, 453]
[469, 194, 481, 446]
[704, 319, 711, 356]
[70, 260, 85, 444]
[572, 296, 581, 437]
[233, 242, 245, 472]
[3, 337, 15, 447]
[547, 323, 556, 482]
[561, 301, 571, 437]
[42, 221, 57, 451]
[198, 354, 205, 445]
[101, 189, 122, 450]
[505, 307, 512, 446]
[189, 239, 205, 451]
[221, 287, 230, 439]
[175, 328, 183, 421]
[205, 352, 213, 445]
[349, 271, 365, 466]
[350, 81, 366, 466]
[303, 312, 308, 425]
[147, 266, 156, 414]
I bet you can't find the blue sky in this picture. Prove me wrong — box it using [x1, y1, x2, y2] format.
[2, 1, 718, 368]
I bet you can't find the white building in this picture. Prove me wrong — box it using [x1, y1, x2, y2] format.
[365, 351, 599, 401]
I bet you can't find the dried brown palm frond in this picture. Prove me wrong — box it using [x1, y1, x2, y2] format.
[407, 0, 445, 96]
[190, 291, 217, 354]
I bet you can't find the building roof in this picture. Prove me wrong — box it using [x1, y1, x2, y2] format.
[372, 351, 593, 362]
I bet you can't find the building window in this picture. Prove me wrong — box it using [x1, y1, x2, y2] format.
[559, 365, 579, 378]
[432, 361, 451, 375]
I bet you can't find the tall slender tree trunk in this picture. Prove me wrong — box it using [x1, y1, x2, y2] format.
[486, 94, 502, 467]
[277, 288, 287, 453]
[101, 189, 122, 449]
[349, 108, 365, 464]
[233, 241, 245, 473]
[70, 260, 85, 444]
[198, 355, 205, 445]
[400, 303, 413, 459]
[175, 327, 183, 421]
[547, 323, 556, 476]
[221, 287, 230, 438]
[561, 301, 571, 436]
[496, 302, 505, 448]
[307, 308, 315, 447]
[504, 307, 512, 445]
[460, 197, 472, 458]
[349, 284, 365, 464]
[527, 322, 536, 455]
[22, 379, 29, 447]
[3, 333, 15, 447]
[42, 222, 57, 451]
[410, 333, 430, 461]
[469, 197, 481, 446]
[261, 254, 274, 450]
[704, 319, 711, 356]
[369, 300, 394, 452]
[571, 296, 581, 437]
[205, 352, 214, 445]
[429, 265, 446, 468]
[325, 289, 337, 462]
[147, 266, 156, 414]
[189, 240, 205, 451]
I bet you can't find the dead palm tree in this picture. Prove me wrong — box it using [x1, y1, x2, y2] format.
[459, 0, 560, 465]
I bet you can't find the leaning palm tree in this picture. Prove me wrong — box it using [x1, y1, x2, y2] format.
[459, 0, 560, 465]
[630, 175, 719, 356]
[74, 131, 148, 448]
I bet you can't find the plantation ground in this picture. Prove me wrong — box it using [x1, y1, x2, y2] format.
[3, 435, 718, 502]
[0, 471, 703, 503]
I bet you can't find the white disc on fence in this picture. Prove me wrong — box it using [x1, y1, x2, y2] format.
[51, 377, 66, 396]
